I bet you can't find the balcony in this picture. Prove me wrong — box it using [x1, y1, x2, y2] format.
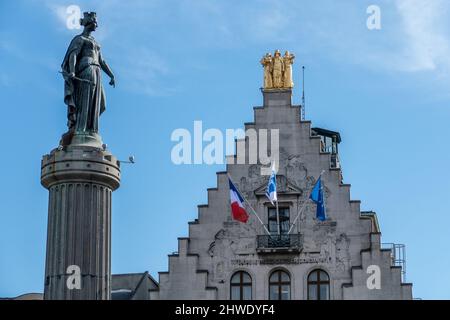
[256, 234, 303, 254]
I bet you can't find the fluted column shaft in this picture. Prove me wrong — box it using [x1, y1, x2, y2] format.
[41, 146, 120, 300]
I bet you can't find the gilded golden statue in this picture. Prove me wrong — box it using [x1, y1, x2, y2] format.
[260, 53, 273, 88]
[260, 49, 295, 89]
[272, 50, 284, 88]
[283, 51, 295, 88]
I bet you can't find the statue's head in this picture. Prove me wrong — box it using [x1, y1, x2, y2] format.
[80, 12, 97, 31]
[274, 49, 281, 57]
[284, 50, 290, 56]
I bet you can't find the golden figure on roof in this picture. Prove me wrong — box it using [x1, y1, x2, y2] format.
[260, 53, 273, 88]
[260, 50, 295, 89]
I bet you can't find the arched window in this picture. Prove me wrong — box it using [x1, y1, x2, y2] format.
[269, 270, 291, 300]
[230, 271, 252, 300]
[307, 269, 330, 300]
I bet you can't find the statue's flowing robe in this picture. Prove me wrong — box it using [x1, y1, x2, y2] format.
[61, 35, 106, 133]
[261, 57, 273, 88]
[283, 57, 293, 88]
[272, 57, 284, 88]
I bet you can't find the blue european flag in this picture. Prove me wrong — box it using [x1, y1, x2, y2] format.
[310, 176, 326, 221]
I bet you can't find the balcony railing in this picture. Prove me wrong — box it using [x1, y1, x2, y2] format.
[256, 234, 302, 253]
[382, 243, 407, 282]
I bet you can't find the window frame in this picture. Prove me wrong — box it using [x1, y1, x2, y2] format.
[267, 207, 290, 234]
[307, 269, 330, 300]
[230, 271, 252, 300]
[269, 269, 291, 300]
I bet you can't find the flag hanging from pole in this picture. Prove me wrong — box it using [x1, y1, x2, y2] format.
[310, 176, 326, 221]
[228, 178, 249, 223]
[265, 162, 277, 205]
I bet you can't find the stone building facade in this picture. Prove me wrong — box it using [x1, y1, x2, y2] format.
[149, 89, 413, 300]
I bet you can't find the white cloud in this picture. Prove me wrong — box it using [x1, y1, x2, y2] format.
[42, 0, 450, 93]
[114, 47, 175, 97]
[395, 0, 450, 72]
[46, 2, 70, 27]
[292, 0, 450, 79]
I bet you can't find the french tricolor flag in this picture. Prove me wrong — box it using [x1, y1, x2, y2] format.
[228, 178, 249, 223]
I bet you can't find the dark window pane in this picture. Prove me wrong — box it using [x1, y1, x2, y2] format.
[308, 271, 317, 282]
[231, 273, 240, 284]
[308, 285, 317, 300]
[269, 285, 279, 300]
[268, 208, 277, 218]
[231, 286, 240, 300]
[280, 221, 289, 233]
[269, 221, 278, 233]
[279, 208, 290, 218]
[268, 208, 290, 234]
[319, 284, 329, 300]
[243, 286, 252, 300]
[280, 271, 290, 282]
[319, 270, 329, 281]
[281, 285, 290, 300]
[269, 272, 278, 283]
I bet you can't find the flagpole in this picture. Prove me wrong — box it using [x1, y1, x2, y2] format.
[228, 174, 271, 236]
[287, 170, 325, 235]
[275, 199, 281, 235]
[287, 198, 310, 235]
[322, 173, 326, 219]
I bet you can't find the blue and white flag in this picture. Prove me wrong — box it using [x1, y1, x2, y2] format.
[310, 176, 326, 221]
[265, 162, 277, 205]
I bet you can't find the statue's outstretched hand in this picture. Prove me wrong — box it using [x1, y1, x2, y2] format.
[109, 77, 115, 88]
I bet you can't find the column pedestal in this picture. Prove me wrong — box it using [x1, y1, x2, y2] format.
[41, 145, 120, 300]
[262, 88, 292, 107]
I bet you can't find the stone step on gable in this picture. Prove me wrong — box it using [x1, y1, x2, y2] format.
[342, 233, 412, 299]
[154, 237, 217, 299]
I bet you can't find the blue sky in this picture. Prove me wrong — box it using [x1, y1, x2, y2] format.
[1, 0, 450, 299]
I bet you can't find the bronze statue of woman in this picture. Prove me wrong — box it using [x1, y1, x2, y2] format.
[60, 12, 115, 147]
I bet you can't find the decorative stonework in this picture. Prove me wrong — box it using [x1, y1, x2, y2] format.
[153, 79, 413, 300]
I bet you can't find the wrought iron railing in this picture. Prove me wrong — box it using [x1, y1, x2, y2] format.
[257, 234, 302, 251]
[382, 243, 407, 282]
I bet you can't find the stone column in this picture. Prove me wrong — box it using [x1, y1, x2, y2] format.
[41, 145, 120, 300]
